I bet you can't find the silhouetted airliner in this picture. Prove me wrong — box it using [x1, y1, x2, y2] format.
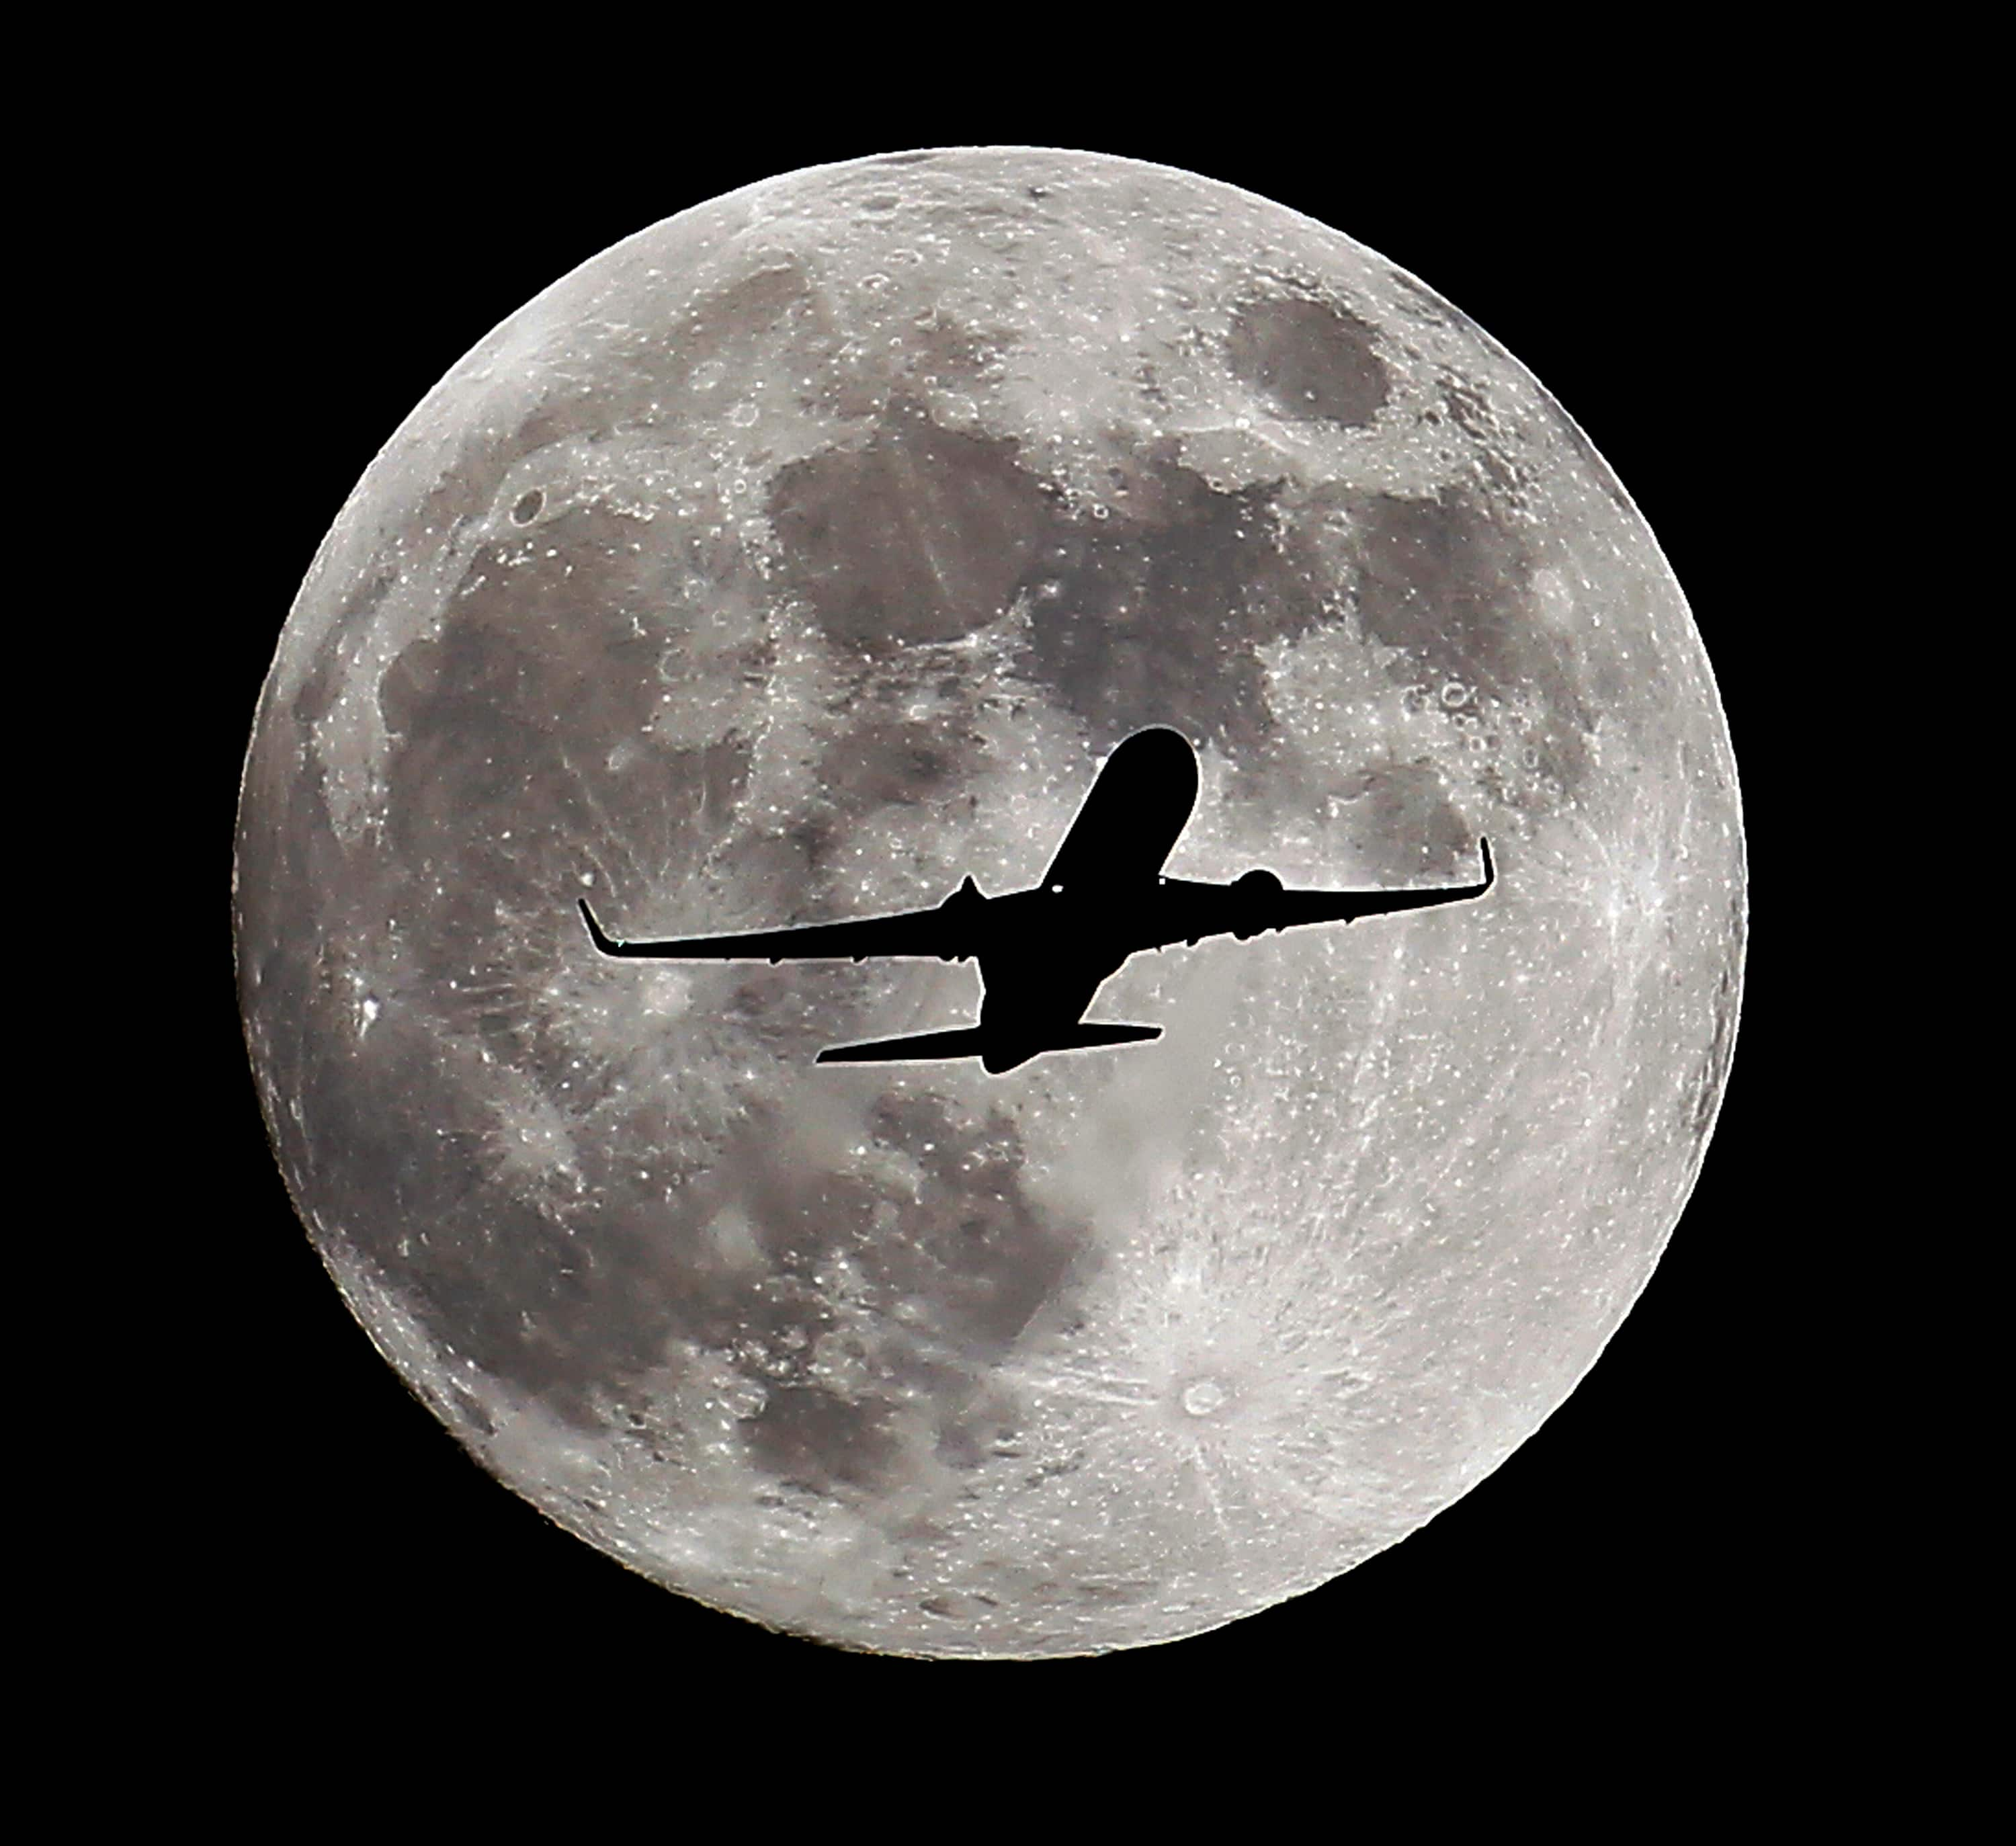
[580, 726, 1494, 1073]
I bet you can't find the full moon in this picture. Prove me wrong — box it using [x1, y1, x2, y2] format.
[235, 147, 1744, 1656]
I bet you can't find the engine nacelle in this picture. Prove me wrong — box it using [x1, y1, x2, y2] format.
[1233, 866, 1283, 938]
[937, 874, 986, 958]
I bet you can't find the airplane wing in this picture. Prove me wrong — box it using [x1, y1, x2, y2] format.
[579, 891, 972, 964]
[1145, 839, 1495, 949]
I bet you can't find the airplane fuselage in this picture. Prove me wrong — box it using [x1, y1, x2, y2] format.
[968, 727, 1198, 1071]
[970, 890, 1140, 1072]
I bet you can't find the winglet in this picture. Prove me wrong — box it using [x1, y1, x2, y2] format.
[579, 896, 623, 956]
[1478, 836, 1495, 890]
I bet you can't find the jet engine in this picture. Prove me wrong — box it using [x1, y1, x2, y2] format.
[1233, 866, 1283, 938]
[937, 874, 985, 959]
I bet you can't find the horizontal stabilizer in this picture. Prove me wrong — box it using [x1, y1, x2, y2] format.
[816, 1021, 1163, 1066]
[816, 1027, 991, 1064]
[1056, 1023, 1163, 1050]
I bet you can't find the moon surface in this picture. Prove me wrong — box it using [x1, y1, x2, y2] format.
[235, 147, 1744, 1657]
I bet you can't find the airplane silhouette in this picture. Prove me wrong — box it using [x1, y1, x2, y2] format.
[579, 726, 1494, 1074]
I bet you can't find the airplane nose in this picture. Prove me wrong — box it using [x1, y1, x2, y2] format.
[1120, 726, 1199, 775]
[1117, 726, 1200, 809]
